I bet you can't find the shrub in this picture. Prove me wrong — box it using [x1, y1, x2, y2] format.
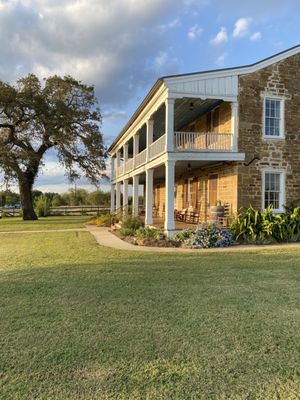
[135, 227, 164, 241]
[230, 206, 300, 243]
[87, 213, 111, 227]
[34, 194, 50, 217]
[119, 227, 136, 237]
[121, 215, 144, 231]
[173, 229, 195, 243]
[174, 223, 233, 249]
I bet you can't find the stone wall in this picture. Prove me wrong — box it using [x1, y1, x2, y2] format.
[153, 163, 238, 220]
[238, 52, 300, 209]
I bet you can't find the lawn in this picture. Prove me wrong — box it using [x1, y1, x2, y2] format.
[0, 219, 299, 399]
[0, 215, 90, 231]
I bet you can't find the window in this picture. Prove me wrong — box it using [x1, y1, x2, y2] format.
[264, 97, 284, 138]
[262, 171, 285, 212]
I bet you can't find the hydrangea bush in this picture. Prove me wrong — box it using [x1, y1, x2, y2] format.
[174, 223, 233, 249]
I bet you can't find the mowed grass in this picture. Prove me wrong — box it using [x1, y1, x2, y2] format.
[0, 221, 300, 399]
[0, 215, 90, 231]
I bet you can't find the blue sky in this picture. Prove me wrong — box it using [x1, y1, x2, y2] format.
[0, 0, 299, 192]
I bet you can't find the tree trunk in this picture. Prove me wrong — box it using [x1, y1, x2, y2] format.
[19, 177, 38, 220]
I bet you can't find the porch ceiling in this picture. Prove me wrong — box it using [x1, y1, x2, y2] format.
[174, 98, 223, 131]
[151, 98, 223, 140]
[136, 160, 234, 184]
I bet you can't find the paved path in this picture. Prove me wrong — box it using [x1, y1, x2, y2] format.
[86, 225, 300, 253]
[0, 228, 87, 234]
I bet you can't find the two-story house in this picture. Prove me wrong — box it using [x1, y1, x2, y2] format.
[108, 45, 300, 235]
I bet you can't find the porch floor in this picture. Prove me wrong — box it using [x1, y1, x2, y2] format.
[147, 217, 199, 230]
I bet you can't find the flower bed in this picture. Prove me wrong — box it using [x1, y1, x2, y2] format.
[113, 217, 234, 249]
[173, 223, 233, 249]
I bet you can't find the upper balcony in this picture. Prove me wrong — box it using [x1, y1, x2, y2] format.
[111, 97, 244, 182]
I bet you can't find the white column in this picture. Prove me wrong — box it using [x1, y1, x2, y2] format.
[110, 156, 115, 181]
[123, 179, 128, 213]
[123, 143, 128, 174]
[132, 175, 139, 216]
[116, 151, 121, 167]
[146, 119, 154, 162]
[133, 133, 139, 169]
[145, 168, 154, 225]
[165, 98, 175, 152]
[116, 182, 121, 210]
[110, 184, 115, 213]
[231, 101, 238, 152]
[116, 150, 121, 178]
[164, 159, 175, 233]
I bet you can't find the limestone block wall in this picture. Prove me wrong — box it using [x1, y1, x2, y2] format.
[238, 53, 300, 209]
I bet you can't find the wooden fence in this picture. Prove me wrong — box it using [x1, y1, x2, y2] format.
[0, 205, 110, 217]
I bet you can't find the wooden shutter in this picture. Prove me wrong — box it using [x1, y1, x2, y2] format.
[209, 174, 218, 206]
[192, 179, 198, 208]
[206, 113, 211, 132]
[213, 108, 219, 133]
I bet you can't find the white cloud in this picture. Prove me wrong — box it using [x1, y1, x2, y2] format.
[187, 24, 203, 40]
[215, 53, 227, 66]
[0, 0, 182, 107]
[211, 27, 228, 45]
[232, 17, 252, 38]
[250, 31, 262, 41]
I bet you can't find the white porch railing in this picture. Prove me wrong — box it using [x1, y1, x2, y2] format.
[174, 131, 233, 151]
[135, 148, 147, 168]
[149, 134, 165, 160]
[125, 158, 133, 173]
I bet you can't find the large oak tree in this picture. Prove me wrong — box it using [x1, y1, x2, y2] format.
[0, 74, 106, 220]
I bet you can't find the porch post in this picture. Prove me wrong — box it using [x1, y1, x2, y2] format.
[165, 98, 175, 152]
[110, 184, 115, 213]
[111, 155, 115, 181]
[133, 133, 139, 169]
[164, 159, 176, 233]
[116, 181, 121, 210]
[116, 150, 121, 168]
[123, 143, 128, 174]
[123, 179, 128, 214]
[145, 168, 154, 226]
[231, 101, 238, 152]
[132, 174, 139, 216]
[146, 119, 154, 162]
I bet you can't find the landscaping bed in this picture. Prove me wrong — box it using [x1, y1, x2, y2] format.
[107, 205, 300, 249]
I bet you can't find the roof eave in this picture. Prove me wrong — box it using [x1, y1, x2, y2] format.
[108, 79, 164, 153]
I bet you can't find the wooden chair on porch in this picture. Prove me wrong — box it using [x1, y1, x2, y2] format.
[217, 203, 231, 227]
[175, 208, 187, 222]
[186, 206, 200, 224]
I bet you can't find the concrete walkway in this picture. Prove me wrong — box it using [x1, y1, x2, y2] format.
[0, 228, 87, 234]
[86, 225, 300, 253]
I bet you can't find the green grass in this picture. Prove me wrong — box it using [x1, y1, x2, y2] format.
[0, 221, 299, 399]
[0, 215, 90, 231]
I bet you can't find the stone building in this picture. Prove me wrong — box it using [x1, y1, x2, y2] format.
[108, 45, 300, 234]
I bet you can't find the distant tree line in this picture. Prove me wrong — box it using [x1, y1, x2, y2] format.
[0, 188, 110, 208]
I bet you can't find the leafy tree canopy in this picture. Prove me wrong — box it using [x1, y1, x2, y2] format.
[0, 74, 106, 219]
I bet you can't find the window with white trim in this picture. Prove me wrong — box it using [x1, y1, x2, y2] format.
[263, 171, 285, 212]
[264, 97, 284, 138]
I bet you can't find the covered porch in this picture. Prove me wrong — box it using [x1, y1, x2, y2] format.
[112, 157, 239, 234]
